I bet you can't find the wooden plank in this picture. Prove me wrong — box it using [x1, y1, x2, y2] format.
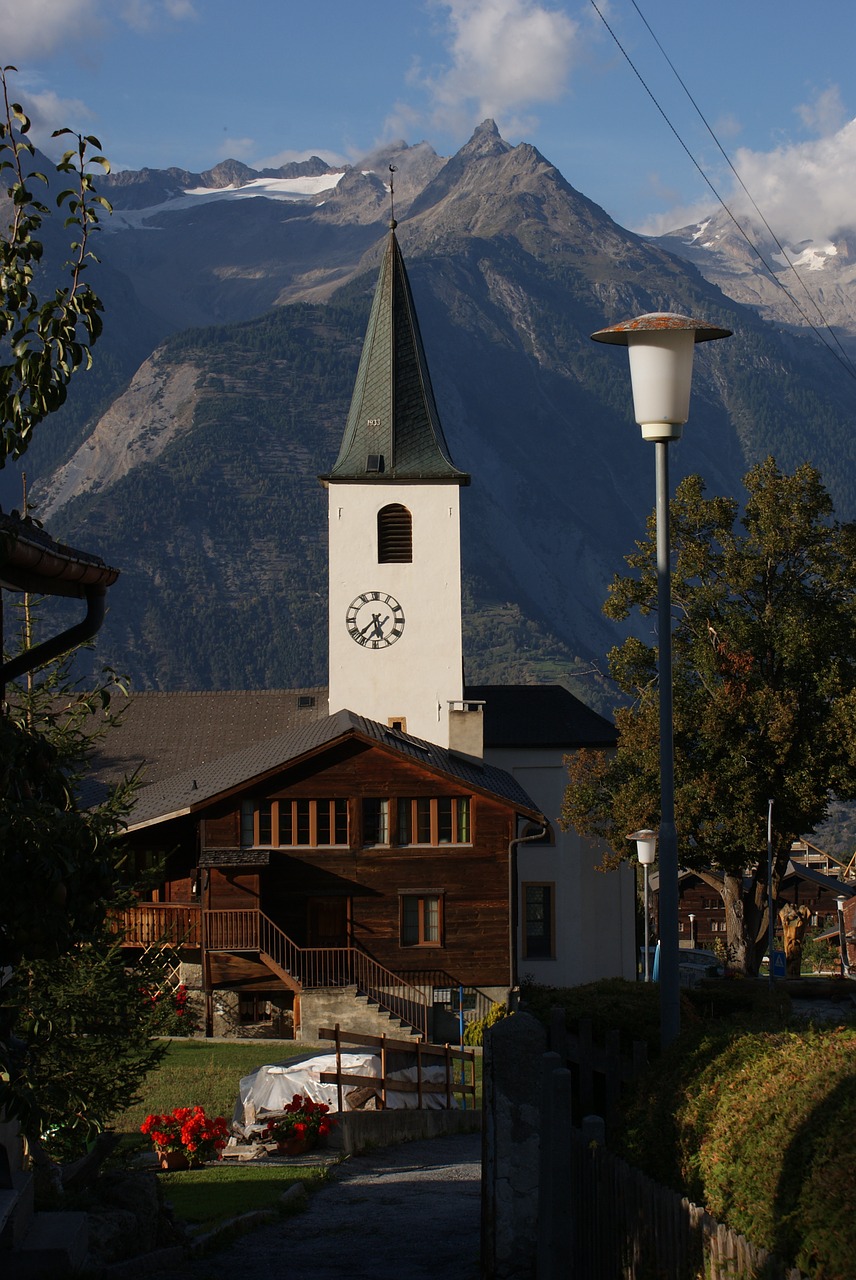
[317, 1026, 474, 1061]
[318, 1072, 474, 1097]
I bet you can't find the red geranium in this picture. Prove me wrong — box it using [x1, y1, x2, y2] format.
[263, 1093, 337, 1145]
[141, 1105, 229, 1162]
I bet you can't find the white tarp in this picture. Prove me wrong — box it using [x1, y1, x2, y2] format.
[233, 1050, 453, 1132]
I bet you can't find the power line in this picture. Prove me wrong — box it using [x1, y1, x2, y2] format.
[588, 0, 856, 383]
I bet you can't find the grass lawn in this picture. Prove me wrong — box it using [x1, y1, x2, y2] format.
[108, 1040, 333, 1230]
[160, 1162, 330, 1227]
[110, 1038, 322, 1137]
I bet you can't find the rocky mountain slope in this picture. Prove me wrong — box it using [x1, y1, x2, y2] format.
[10, 122, 855, 710]
[654, 208, 856, 358]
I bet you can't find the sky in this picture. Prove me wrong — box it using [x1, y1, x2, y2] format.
[2, 0, 856, 245]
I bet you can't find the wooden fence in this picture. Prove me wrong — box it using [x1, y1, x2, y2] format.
[567, 1124, 806, 1280]
[317, 1024, 476, 1112]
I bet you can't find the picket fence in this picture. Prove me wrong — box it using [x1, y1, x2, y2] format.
[568, 1126, 805, 1280]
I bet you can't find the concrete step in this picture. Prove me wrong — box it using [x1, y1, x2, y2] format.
[0, 1172, 34, 1250]
[3, 1210, 88, 1279]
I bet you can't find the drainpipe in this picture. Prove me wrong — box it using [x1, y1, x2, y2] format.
[508, 823, 548, 1009]
[1, 584, 107, 693]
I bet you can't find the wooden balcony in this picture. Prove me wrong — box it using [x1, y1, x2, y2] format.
[117, 902, 201, 947]
[117, 903, 430, 1038]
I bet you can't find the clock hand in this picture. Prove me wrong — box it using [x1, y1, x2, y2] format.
[359, 613, 390, 638]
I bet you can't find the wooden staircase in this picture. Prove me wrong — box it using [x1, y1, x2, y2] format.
[205, 909, 430, 1039]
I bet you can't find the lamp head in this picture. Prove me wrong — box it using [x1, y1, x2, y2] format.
[627, 828, 658, 865]
[592, 313, 731, 442]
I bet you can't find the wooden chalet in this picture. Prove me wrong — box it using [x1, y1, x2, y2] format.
[117, 706, 542, 1040]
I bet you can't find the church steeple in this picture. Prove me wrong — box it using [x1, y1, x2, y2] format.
[323, 227, 469, 485]
[325, 220, 468, 749]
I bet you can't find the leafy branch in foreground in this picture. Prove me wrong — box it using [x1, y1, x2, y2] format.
[0, 64, 111, 465]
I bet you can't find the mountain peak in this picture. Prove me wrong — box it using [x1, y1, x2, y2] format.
[460, 118, 510, 159]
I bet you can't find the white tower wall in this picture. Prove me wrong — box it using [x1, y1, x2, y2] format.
[327, 482, 464, 747]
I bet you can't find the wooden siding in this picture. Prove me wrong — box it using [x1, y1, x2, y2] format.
[125, 737, 524, 990]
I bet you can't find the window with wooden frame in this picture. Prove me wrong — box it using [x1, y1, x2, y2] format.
[240, 799, 349, 847]
[523, 882, 555, 959]
[400, 892, 443, 947]
[378, 503, 412, 563]
[238, 995, 271, 1023]
[396, 797, 471, 846]
[362, 798, 389, 845]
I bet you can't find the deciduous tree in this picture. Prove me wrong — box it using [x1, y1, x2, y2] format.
[561, 458, 856, 973]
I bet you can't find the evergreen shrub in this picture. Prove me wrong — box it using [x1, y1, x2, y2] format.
[619, 1024, 856, 1279]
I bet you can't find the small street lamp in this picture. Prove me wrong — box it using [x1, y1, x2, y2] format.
[836, 894, 851, 977]
[628, 829, 657, 982]
[593, 313, 731, 1047]
[688, 913, 696, 948]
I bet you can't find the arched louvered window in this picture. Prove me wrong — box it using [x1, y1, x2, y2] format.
[378, 503, 412, 563]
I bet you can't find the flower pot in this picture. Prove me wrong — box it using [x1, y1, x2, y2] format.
[276, 1135, 314, 1157]
[157, 1149, 190, 1171]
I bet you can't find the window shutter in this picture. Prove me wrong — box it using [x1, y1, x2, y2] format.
[378, 504, 412, 563]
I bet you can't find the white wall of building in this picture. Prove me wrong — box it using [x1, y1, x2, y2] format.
[486, 747, 637, 988]
[327, 482, 463, 746]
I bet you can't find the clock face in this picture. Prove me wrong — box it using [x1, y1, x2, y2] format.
[346, 591, 405, 648]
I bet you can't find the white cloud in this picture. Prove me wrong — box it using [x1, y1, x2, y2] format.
[411, 0, 580, 138]
[0, 0, 102, 60]
[726, 116, 856, 243]
[22, 89, 97, 153]
[640, 87, 856, 246]
[0, 0, 194, 60]
[797, 85, 847, 137]
[120, 0, 197, 34]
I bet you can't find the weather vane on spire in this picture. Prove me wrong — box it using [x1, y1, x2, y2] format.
[389, 164, 397, 229]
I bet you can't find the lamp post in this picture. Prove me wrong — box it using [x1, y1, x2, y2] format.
[628, 829, 657, 982]
[836, 894, 850, 977]
[688, 913, 696, 948]
[592, 313, 731, 1047]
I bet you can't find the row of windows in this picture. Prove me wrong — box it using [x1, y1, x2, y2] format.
[240, 797, 471, 849]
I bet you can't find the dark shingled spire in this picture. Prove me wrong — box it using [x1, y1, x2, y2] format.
[322, 228, 469, 484]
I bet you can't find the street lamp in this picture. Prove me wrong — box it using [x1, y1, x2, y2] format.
[836, 894, 851, 977]
[688, 913, 696, 947]
[593, 313, 731, 1047]
[628, 829, 657, 982]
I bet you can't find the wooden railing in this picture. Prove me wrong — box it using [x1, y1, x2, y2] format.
[123, 904, 430, 1038]
[117, 902, 201, 946]
[257, 911, 429, 1040]
[205, 908, 259, 951]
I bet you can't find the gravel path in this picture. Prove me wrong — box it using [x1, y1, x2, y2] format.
[151, 1132, 483, 1280]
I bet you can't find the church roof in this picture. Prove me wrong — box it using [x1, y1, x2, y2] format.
[86, 683, 615, 796]
[465, 684, 616, 749]
[124, 707, 541, 831]
[322, 227, 469, 484]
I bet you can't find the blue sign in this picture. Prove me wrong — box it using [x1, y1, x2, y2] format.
[771, 951, 787, 978]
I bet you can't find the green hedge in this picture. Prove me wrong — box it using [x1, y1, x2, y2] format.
[619, 1025, 856, 1279]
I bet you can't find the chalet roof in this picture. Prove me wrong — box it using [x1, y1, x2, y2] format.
[783, 859, 856, 898]
[321, 227, 469, 485]
[465, 684, 616, 749]
[125, 708, 542, 831]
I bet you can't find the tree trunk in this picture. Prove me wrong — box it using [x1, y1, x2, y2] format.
[721, 871, 766, 976]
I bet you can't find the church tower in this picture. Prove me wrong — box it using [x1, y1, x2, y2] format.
[321, 223, 470, 748]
